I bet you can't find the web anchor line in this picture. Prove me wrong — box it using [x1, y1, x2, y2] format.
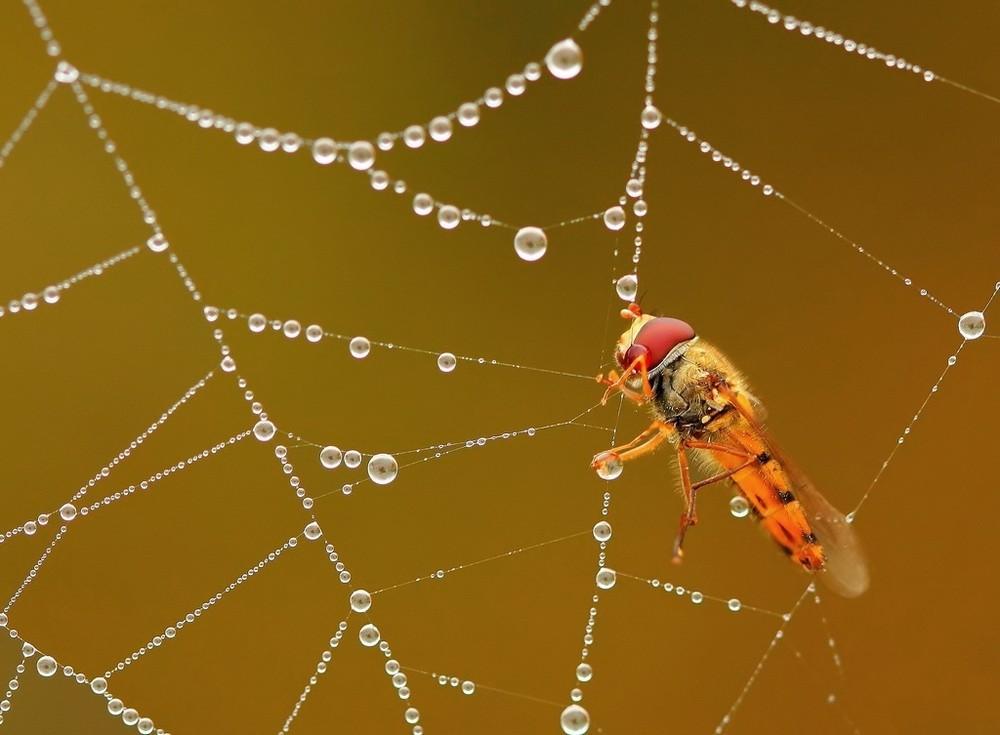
[661, 116, 959, 319]
[726, 0, 1000, 106]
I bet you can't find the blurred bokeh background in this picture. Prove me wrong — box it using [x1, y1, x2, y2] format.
[1, 1, 998, 733]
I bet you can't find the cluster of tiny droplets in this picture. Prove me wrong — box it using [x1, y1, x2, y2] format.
[3, 527, 67, 614]
[102, 537, 297, 681]
[1, 428, 249, 547]
[578, 0, 613, 32]
[0, 658, 26, 725]
[22, 0, 60, 56]
[279, 620, 350, 734]
[0, 79, 57, 169]
[731, 1, 938, 82]
[660, 116, 969, 319]
[0, 245, 142, 320]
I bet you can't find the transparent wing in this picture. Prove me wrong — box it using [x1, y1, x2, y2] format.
[784, 463, 870, 598]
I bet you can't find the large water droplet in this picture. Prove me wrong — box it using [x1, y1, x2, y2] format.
[320, 446, 343, 469]
[514, 226, 548, 262]
[729, 496, 750, 518]
[603, 206, 625, 231]
[350, 589, 372, 613]
[312, 138, 337, 165]
[958, 311, 985, 340]
[437, 352, 457, 373]
[35, 656, 57, 677]
[615, 274, 638, 302]
[593, 452, 622, 480]
[546, 39, 583, 80]
[349, 336, 371, 359]
[359, 623, 381, 647]
[253, 420, 276, 442]
[595, 568, 616, 590]
[367, 453, 398, 485]
[560, 703, 590, 735]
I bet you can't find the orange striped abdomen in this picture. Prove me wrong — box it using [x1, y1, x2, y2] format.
[700, 416, 825, 572]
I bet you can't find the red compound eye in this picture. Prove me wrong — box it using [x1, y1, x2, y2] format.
[632, 317, 696, 371]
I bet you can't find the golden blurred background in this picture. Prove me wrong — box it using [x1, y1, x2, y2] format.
[1, 1, 998, 733]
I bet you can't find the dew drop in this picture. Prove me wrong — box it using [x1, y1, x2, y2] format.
[253, 420, 276, 442]
[728, 598, 742, 612]
[146, 233, 168, 252]
[303, 521, 322, 541]
[220, 356, 236, 372]
[367, 453, 398, 485]
[405, 707, 420, 723]
[137, 718, 155, 734]
[514, 226, 548, 262]
[359, 623, 381, 647]
[54, 61, 79, 84]
[595, 568, 616, 590]
[592, 521, 612, 542]
[546, 39, 584, 80]
[312, 137, 337, 165]
[413, 193, 434, 216]
[35, 656, 57, 677]
[640, 104, 662, 129]
[729, 496, 750, 518]
[90, 677, 108, 694]
[248, 313, 267, 333]
[42, 286, 60, 304]
[349, 336, 371, 359]
[403, 125, 426, 148]
[691, 591, 704, 604]
[350, 589, 372, 613]
[428, 116, 453, 142]
[306, 324, 323, 342]
[575, 663, 593, 682]
[437, 352, 457, 373]
[603, 205, 626, 231]
[59, 503, 77, 521]
[344, 450, 362, 469]
[484, 87, 504, 108]
[347, 141, 375, 171]
[461, 680, 475, 694]
[438, 205, 461, 230]
[560, 703, 590, 735]
[282, 320, 301, 339]
[958, 311, 985, 340]
[615, 274, 638, 302]
[593, 452, 623, 480]
[320, 446, 343, 469]
[457, 103, 480, 127]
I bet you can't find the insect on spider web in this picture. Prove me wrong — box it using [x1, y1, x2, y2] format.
[0, 0, 998, 733]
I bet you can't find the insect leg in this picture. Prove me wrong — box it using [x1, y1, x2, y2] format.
[600, 354, 653, 405]
[596, 370, 646, 406]
[672, 441, 758, 563]
[591, 421, 674, 472]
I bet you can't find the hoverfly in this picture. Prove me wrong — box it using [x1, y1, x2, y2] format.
[592, 304, 869, 597]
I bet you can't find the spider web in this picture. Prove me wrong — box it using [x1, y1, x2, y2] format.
[1, 0, 998, 733]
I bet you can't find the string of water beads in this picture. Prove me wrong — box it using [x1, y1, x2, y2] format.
[370, 529, 592, 596]
[0, 79, 57, 169]
[101, 534, 301, 681]
[0, 625, 165, 734]
[660, 116, 960, 319]
[726, 0, 1000, 106]
[202, 304, 596, 383]
[307, 402, 609, 502]
[278, 618, 352, 734]
[612, 570, 785, 619]
[606, 0, 661, 305]
[0, 657, 27, 726]
[0, 426, 250, 548]
[0, 244, 143, 320]
[401, 665, 565, 709]
[75, 1, 612, 160]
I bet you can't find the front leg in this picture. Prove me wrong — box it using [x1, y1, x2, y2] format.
[591, 420, 675, 479]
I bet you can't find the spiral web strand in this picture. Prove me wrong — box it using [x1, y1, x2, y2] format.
[1, 0, 997, 733]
